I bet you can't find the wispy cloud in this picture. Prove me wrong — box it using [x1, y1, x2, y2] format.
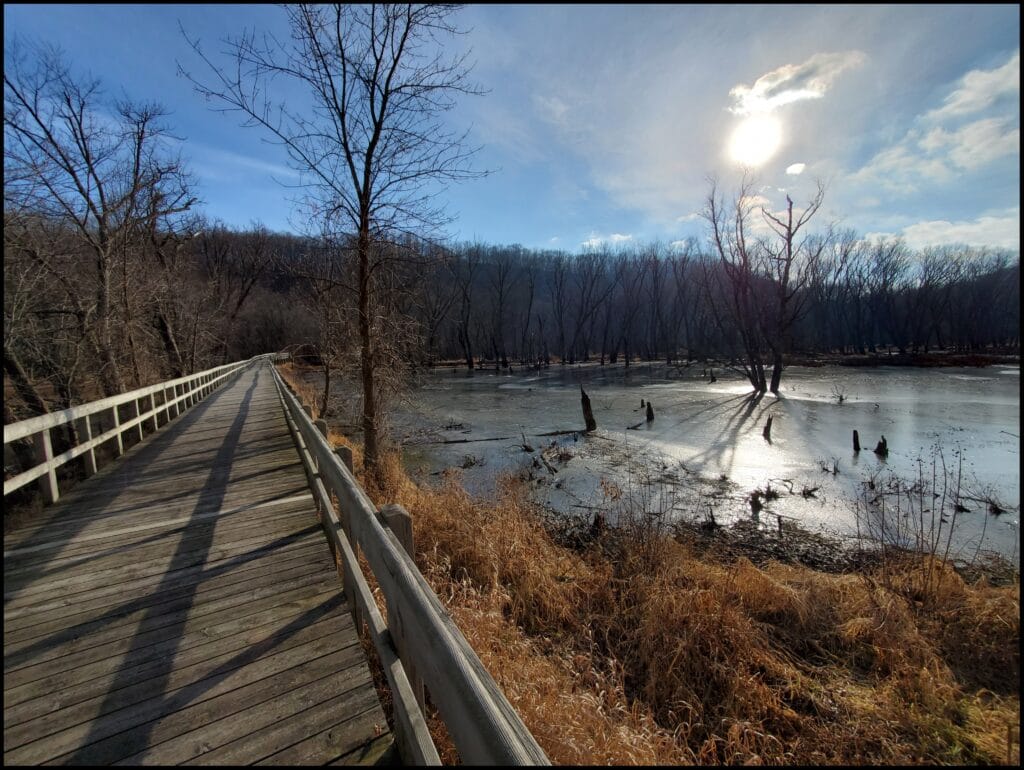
[189, 142, 301, 183]
[850, 48, 1020, 196]
[851, 117, 1019, 193]
[729, 51, 866, 115]
[785, 163, 806, 175]
[866, 207, 1020, 251]
[533, 94, 571, 130]
[926, 50, 1020, 121]
[919, 118, 1020, 170]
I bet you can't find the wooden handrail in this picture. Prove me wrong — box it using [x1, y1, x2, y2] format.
[269, 364, 548, 766]
[3, 353, 285, 501]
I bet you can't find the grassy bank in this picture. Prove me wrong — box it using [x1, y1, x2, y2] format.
[279, 363, 1020, 765]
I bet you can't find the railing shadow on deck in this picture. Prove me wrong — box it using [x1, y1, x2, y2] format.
[62, 372, 264, 763]
[3, 364, 257, 608]
[3, 363, 352, 765]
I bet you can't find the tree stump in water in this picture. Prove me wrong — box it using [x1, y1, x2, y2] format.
[581, 385, 597, 432]
[853, 429, 861, 452]
[646, 402, 654, 422]
[873, 435, 888, 457]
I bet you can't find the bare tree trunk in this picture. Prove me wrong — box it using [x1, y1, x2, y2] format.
[156, 311, 186, 377]
[4, 346, 49, 417]
[358, 229, 379, 476]
[96, 258, 125, 396]
[769, 350, 783, 394]
[321, 359, 331, 418]
[123, 256, 143, 387]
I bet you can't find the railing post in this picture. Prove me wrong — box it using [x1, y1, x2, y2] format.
[335, 445, 354, 474]
[313, 418, 329, 508]
[148, 393, 159, 431]
[111, 405, 124, 456]
[77, 416, 98, 476]
[163, 386, 172, 423]
[379, 503, 425, 710]
[32, 428, 59, 504]
[333, 446, 355, 542]
[133, 399, 144, 441]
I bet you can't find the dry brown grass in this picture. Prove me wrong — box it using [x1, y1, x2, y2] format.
[278, 363, 1020, 765]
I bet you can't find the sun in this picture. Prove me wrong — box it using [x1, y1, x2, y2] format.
[729, 114, 783, 167]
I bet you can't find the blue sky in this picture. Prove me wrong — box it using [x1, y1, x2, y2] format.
[4, 4, 1020, 252]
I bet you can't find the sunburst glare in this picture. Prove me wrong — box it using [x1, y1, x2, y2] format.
[728, 113, 783, 167]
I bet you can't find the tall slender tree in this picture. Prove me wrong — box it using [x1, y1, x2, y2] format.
[182, 4, 484, 476]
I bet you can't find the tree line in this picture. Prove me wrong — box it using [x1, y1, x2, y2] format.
[403, 232, 1019, 378]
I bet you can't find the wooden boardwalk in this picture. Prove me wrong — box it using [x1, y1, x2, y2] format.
[3, 362, 393, 765]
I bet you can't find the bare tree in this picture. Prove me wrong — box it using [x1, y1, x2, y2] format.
[452, 245, 481, 370]
[182, 3, 485, 477]
[5, 40, 196, 397]
[703, 176, 828, 393]
[758, 184, 829, 392]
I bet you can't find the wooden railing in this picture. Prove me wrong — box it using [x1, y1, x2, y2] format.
[3, 355, 275, 502]
[270, 364, 549, 766]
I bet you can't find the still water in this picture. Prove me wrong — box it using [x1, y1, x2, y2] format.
[391, 363, 1020, 564]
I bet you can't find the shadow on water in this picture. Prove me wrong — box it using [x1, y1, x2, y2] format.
[669, 391, 774, 478]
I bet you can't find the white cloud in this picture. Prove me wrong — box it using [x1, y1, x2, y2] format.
[739, 194, 772, 210]
[533, 94, 571, 130]
[580, 232, 633, 249]
[867, 208, 1020, 251]
[926, 50, 1020, 122]
[853, 116, 1019, 193]
[676, 212, 701, 223]
[729, 51, 866, 115]
[934, 119, 1020, 170]
[785, 163, 806, 175]
[850, 46, 1020, 200]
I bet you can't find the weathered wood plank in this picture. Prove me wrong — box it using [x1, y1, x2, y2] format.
[3, 536, 324, 618]
[3, 590, 346, 721]
[3, 362, 389, 766]
[119, 657, 377, 765]
[251, 689, 388, 765]
[4, 558, 330, 644]
[4, 611, 353, 748]
[4, 587, 341, 695]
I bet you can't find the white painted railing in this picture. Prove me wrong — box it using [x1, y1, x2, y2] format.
[270, 364, 549, 766]
[3, 354, 281, 502]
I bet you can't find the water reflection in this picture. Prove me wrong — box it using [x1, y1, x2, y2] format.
[392, 363, 1020, 563]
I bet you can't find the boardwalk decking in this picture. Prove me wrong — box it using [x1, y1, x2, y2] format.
[3, 362, 393, 765]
